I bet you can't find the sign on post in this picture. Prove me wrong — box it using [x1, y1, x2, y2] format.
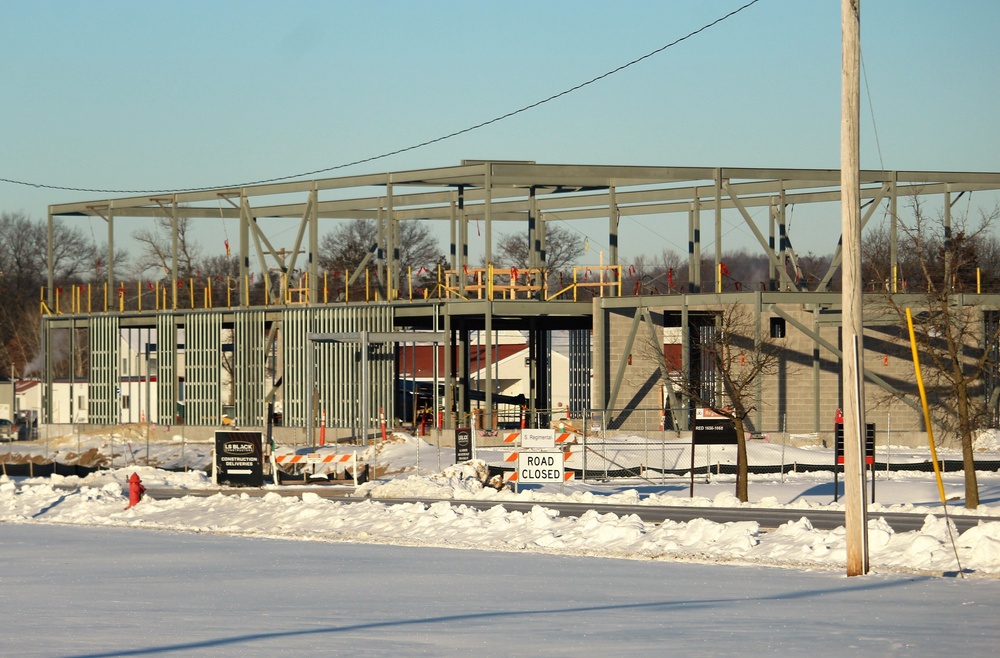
[834, 422, 875, 465]
[834, 422, 876, 503]
[455, 427, 472, 462]
[215, 431, 264, 487]
[515, 451, 568, 484]
[520, 428, 555, 449]
[690, 409, 739, 497]
[692, 408, 739, 445]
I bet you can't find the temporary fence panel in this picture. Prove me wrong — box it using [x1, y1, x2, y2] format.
[568, 328, 591, 417]
[183, 312, 222, 425]
[234, 310, 266, 426]
[281, 306, 395, 430]
[156, 314, 176, 426]
[87, 315, 120, 424]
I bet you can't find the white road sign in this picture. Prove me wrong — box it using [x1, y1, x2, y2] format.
[516, 450, 566, 483]
[520, 429, 555, 449]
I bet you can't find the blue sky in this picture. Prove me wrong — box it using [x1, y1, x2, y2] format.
[3, 0, 999, 266]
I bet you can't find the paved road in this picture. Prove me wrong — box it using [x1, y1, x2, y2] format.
[143, 486, 992, 533]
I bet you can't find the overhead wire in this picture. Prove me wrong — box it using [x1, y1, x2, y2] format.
[0, 0, 763, 196]
[860, 46, 885, 171]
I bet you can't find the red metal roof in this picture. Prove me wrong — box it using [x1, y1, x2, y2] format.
[397, 344, 527, 378]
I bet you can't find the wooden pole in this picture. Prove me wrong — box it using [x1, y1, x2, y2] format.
[841, 0, 869, 576]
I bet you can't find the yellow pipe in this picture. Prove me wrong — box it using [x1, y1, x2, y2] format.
[88, 284, 92, 314]
[103, 283, 108, 312]
[227, 277, 232, 308]
[905, 308, 949, 504]
[977, 268, 981, 294]
[324, 271, 328, 304]
[137, 281, 142, 312]
[189, 278, 194, 309]
[408, 266, 413, 301]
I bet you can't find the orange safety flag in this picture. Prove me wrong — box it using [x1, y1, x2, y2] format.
[224, 239, 231, 258]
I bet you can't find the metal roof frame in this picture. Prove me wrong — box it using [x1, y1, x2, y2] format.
[47, 161, 1000, 306]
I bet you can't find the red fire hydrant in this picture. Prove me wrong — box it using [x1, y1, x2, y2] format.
[127, 473, 145, 508]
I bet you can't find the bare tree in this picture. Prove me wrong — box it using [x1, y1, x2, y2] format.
[495, 223, 584, 274]
[867, 198, 1000, 508]
[643, 301, 780, 502]
[319, 218, 442, 275]
[0, 212, 99, 378]
[132, 216, 201, 280]
[627, 249, 684, 294]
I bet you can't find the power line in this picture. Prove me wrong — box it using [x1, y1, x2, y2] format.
[860, 46, 885, 170]
[0, 0, 763, 197]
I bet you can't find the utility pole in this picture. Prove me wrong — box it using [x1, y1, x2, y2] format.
[841, 0, 869, 576]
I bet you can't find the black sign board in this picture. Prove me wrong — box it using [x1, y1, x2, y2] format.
[455, 427, 473, 462]
[834, 422, 875, 465]
[215, 431, 264, 486]
[693, 417, 739, 445]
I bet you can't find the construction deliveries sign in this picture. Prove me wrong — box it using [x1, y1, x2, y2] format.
[215, 431, 264, 486]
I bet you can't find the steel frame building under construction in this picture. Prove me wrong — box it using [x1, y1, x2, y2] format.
[41, 161, 1000, 442]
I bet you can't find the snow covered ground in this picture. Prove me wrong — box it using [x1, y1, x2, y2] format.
[4, 430, 1000, 576]
[4, 430, 1000, 655]
[4, 524, 1000, 657]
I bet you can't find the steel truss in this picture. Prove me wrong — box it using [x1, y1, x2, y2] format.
[42, 162, 1000, 433]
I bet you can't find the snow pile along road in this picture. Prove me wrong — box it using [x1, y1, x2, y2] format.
[4, 464, 1000, 576]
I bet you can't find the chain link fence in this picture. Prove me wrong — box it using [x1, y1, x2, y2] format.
[475, 408, 1000, 483]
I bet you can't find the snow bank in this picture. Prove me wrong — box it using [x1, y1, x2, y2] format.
[4, 471, 1000, 577]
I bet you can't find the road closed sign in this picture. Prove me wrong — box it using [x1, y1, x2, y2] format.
[516, 451, 566, 483]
